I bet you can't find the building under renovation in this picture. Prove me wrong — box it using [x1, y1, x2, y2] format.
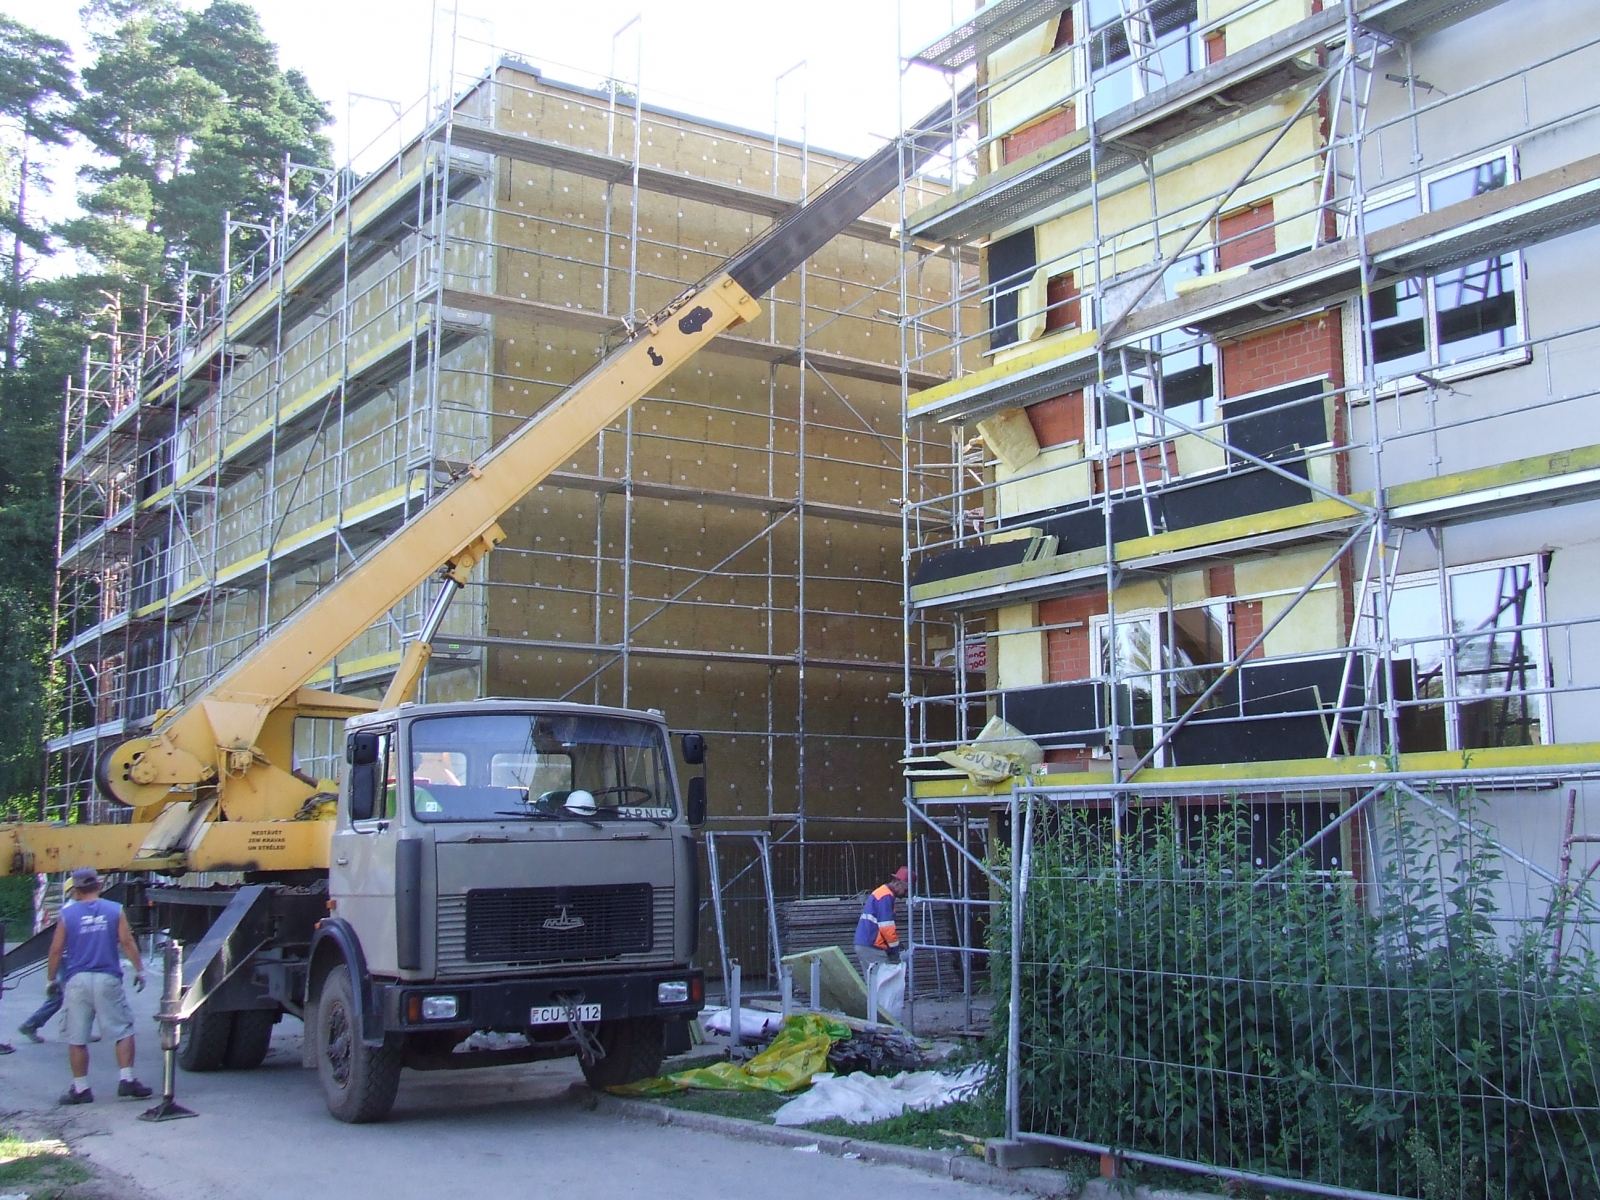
[895, 0, 1600, 994]
[50, 54, 963, 869]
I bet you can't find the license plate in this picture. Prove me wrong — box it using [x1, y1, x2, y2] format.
[530, 1003, 600, 1026]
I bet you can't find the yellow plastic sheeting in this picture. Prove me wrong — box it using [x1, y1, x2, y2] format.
[610, 1013, 851, 1096]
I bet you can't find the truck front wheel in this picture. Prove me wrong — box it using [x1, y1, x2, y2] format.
[315, 964, 402, 1123]
[579, 1017, 665, 1090]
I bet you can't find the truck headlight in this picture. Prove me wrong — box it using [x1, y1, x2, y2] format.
[420, 995, 459, 1020]
[657, 981, 690, 1004]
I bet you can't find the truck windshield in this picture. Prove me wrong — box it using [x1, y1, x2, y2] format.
[407, 713, 674, 822]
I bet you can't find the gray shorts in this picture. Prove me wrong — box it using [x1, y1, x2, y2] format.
[854, 944, 891, 979]
[63, 972, 134, 1046]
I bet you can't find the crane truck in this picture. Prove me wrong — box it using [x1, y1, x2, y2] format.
[4, 100, 962, 1122]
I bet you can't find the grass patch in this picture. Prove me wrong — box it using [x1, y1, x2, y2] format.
[648, 1089, 791, 1121]
[0, 1130, 92, 1189]
[802, 1096, 1002, 1152]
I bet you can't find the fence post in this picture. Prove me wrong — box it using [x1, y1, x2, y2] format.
[1005, 783, 1029, 1140]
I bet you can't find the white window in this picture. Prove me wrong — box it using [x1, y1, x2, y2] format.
[1364, 148, 1529, 387]
[1376, 556, 1548, 751]
[1086, 0, 1201, 118]
[1093, 335, 1216, 451]
[1091, 600, 1230, 765]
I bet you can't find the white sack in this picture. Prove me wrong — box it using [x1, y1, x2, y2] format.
[700, 1006, 786, 1039]
[771, 1064, 987, 1127]
[868, 962, 906, 1023]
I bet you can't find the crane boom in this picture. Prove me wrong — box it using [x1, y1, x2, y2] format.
[17, 93, 967, 875]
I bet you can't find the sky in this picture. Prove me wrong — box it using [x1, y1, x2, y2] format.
[6, 0, 970, 229]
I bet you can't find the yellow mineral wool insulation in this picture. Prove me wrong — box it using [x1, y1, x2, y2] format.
[997, 443, 1090, 519]
[1030, 106, 1321, 273]
[987, 49, 1077, 141]
[1174, 432, 1228, 476]
[1215, 0, 1314, 54]
[977, 406, 1041, 471]
[1261, 587, 1341, 657]
[1015, 267, 1051, 343]
[997, 603, 1047, 689]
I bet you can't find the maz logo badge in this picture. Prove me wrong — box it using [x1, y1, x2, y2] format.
[542, 906, 585, 932]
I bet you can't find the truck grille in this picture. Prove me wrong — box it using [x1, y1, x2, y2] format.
[441, 884, 662, 970]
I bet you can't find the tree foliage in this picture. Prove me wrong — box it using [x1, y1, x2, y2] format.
[0, 3, 332, 815]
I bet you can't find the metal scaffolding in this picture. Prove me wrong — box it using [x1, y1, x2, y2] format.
[892, 0, 1600, 1035]
[46, 19, 960, 899]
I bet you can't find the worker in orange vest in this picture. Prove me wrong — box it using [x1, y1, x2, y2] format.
[853, 866, 909, 981]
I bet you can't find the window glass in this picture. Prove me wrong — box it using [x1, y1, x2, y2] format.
[1386, 582, 1448, 752]
[1433, 254, 1519, 363]
[1088, 0, 1197, 116]
[1426, 158, 1507, 209]
[1097, 617, 1157, 755]
[1364, 154, 1521, 381]
[1167, 603, 1229, 714]
[408, 713, 673, 822]
[1364, 191, 1421, 233]
[1370, 277, 1431, 378]
[1449, 563, 1542, 747]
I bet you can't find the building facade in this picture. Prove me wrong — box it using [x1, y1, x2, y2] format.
[898, 0, 1600, 893]
[50, 56, 961, 848]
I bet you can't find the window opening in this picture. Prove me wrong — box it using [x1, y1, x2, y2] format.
[1088, 0, 1199, 116]
[1378, 557, 1547, 751]
[1365, 150, 1526, 384]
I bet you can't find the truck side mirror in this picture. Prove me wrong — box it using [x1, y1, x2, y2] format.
[684, 775, 707, 827]
[680, 732, 706, 766]
[349, 762, 378, 822]
[348, 731, 380, 766]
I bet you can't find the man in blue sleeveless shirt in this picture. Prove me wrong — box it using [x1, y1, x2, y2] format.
[46, 868, 150, 1104]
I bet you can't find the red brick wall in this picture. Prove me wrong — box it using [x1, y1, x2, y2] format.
[1002, 106, 1076, 164]
[1098, 442, 1179, 493]
[1217, 200, 1275, 269]
[1053, 9, 1073, 48]
[1026, 391, 1084, 447]
[1205, 29, 1226, 64]
[1041, 593, 1107, 682]
[1220, 312, 1344, 398]
[1231, 600, 1266, 659]
[1045, 272, 1081, 331]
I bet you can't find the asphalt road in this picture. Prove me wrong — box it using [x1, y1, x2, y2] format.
[0, 968, 1005, 1200]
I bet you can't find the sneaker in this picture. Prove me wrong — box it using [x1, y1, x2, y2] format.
[58, 1087, 93, 1105]
[18, 1024, 42, 1044]
[117, 1078, 152, 1099]
[0, 1042, 14, 1055]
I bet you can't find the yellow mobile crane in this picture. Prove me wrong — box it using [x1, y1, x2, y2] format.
[6, 100, 962, 1122]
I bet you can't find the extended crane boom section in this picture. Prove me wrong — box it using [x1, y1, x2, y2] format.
[16, 94, 966, 876]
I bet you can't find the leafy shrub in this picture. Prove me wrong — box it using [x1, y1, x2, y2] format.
[987, 792, 1600, 1199]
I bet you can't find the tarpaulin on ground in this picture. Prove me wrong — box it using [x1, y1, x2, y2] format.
[771, 1064, 987, 1126]
[609, 1012, 851, 1096]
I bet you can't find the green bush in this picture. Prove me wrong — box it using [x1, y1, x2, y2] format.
[987, 794, 1600, 1199]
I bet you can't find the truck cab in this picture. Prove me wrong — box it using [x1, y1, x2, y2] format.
[306, 698, 706, 1120]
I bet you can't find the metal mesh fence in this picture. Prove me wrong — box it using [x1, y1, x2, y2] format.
[998, 770, 1600, 1199]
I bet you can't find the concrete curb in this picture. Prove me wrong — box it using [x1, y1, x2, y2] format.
[587, 1090, 1220, 1200]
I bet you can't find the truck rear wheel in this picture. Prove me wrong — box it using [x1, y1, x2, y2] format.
[224, 1010, 278, 1070]
[177, 1006, 232, 1073]
[316, 964, 402, 1123]
[579, 1017, 665, 1090]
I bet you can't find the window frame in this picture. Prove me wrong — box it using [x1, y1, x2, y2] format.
[1362, 146, 1530, 392]
[1090, 598, 1233, 766]
[1377, 554, 1551, 751]
[1088, 335, 1219, 455]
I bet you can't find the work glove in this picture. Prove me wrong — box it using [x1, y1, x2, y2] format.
[132, 971, 146, 993]
[45, 979, 61, 1000]
[886, 947, 901, 965]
